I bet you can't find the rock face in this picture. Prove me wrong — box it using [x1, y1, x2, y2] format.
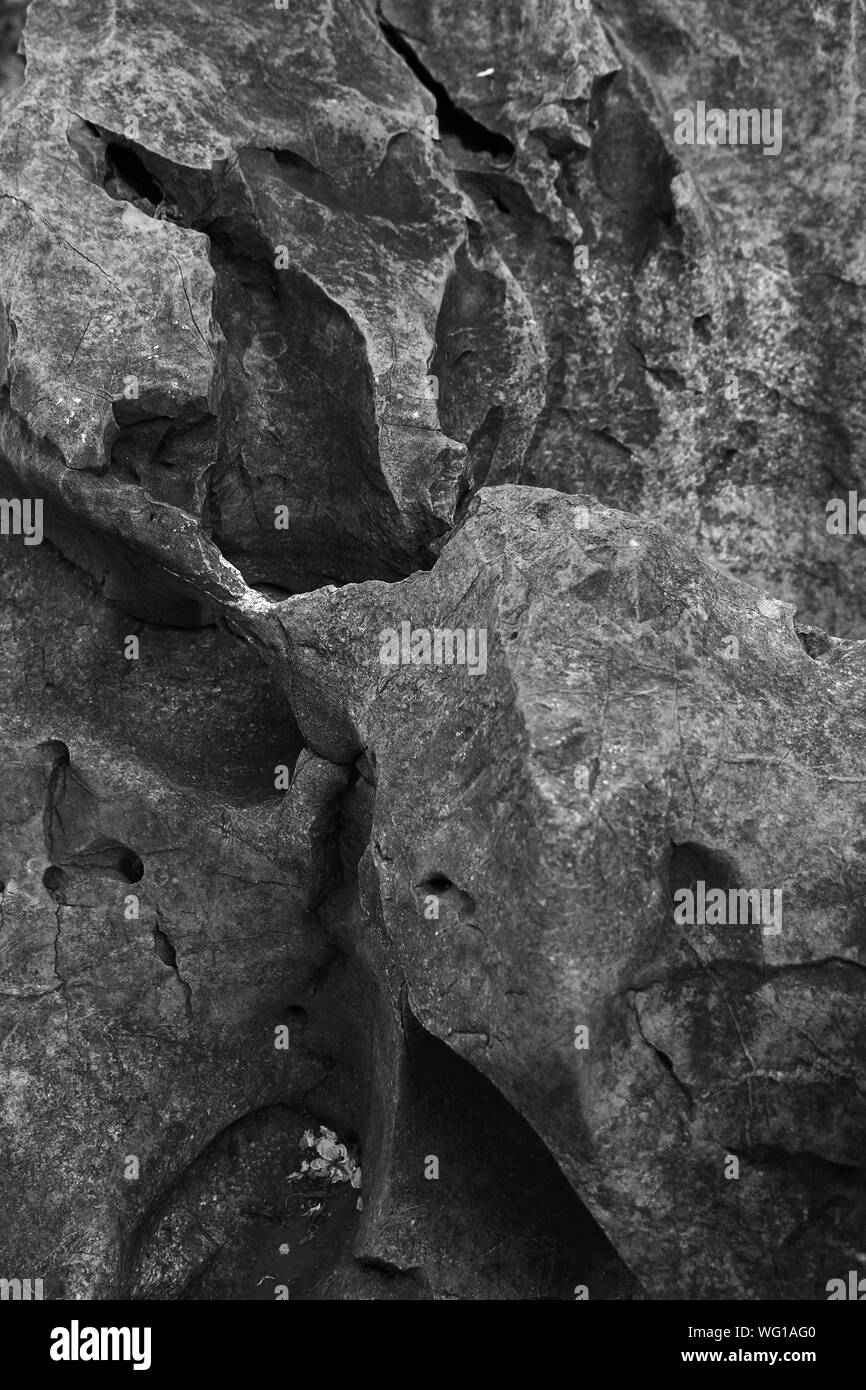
[264, 484, 866, 1300]
[0, 0, 864, 1301]
[1, 0, 544, 610]
[392, 0, 866, 637]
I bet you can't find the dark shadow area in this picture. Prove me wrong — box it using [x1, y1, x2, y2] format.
[377, 11, 515, 163]
[360, 1009, 643, 1300]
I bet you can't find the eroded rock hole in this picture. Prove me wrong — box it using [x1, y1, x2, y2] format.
[432, 242, 513, 488]
[416, 875, 476, 919]
[795, 624, 834, 662]
[42, 864, 66, 893]
[64, 837, 144, 883]
[693, 313, 713, 343]
[38, 738, 70, 766]
[110, 413, 217, 516]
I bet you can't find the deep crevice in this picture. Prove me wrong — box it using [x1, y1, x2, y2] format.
[66, 118, 185, 224]
[729, 1144, 864, 1179]
[377, 12, 515, 163]
[105, 142, 167, 210]
[202, 212, 419, 592]
[41, 737, 69, 861]
[152, 922, 179, 971]
[153, 914, 193, 1017]
[356, 1255, 419, 1279]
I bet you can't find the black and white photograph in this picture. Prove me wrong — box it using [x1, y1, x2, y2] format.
[0, 0, 863, 1358]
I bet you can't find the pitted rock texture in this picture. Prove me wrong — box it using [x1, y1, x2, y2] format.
[0, 0, 864, 1301]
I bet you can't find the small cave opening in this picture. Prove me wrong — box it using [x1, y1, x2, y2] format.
[42, 864, 67, 893]
[104, 142, 167, 208]
[414, 875, 476, 921]
[63, 838, 145, 884]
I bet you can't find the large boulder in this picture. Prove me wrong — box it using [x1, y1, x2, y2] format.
[0, 522, 630, 1300]
[265, 484, 866, 1299]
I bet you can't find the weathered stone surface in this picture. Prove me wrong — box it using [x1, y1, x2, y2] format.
[388, 0, 866, 635]
[265, 485, 866, 1299]
[0, 531, 355, 1298]
[1, 0, 864, 1304]
[0, 2, 25, 99]
[0, 525, 630, 1300]
[0, 0, 544, 608]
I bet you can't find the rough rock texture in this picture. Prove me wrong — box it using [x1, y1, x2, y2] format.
[265, 484, 866, 1299]
[1, 0, 864, 1301]
[1, 0, 544, 609]
[391, 0, 866, 636]
[0, 522, 636, 1300]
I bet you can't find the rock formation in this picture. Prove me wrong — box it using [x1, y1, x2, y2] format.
[0, 0, 863, 1300]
